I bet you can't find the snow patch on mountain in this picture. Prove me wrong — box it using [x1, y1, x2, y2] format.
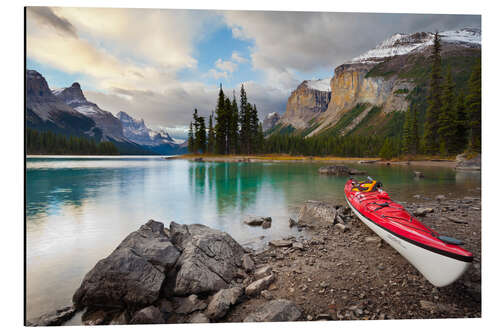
[305, 79, 331, 92]
[350, 27, 481, 64]
[116, 111, 175, 146]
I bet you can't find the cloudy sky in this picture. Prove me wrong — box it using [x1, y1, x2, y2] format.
[26, 7, 480, 139]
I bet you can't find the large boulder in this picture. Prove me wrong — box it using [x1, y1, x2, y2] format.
[169, 222, 245, 295]
[243, 299, 302, 322]
[298, 200, 337, 227]
[73, 220, 180, 309]
[456, 153, 481, 171]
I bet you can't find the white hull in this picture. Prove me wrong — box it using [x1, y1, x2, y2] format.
[346, 197, 471, 287]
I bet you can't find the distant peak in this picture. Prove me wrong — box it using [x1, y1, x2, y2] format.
[71, 82, 81, 89]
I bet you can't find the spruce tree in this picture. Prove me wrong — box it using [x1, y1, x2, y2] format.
[196, 116, 207, 153]
[229, 94, 239, 154]
[423, 32, 442, 155]
[215, 85, 228, 154]
[187, 122, 194, 153]
[454, 91, 468, 152]
[437, 67, 457, 156]
[250, 104, 259, 153]
[466, 59, 481, 152]
[239, 84, 251, 154]
[207, 113, 215, 154]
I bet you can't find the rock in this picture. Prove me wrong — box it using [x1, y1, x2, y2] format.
[298, 200, 337, 227]
[194, 157, 204, 162]
[415, 207, 434, 216]
[261, 290, 273, 300]
[365, 236, 381, 243]
[435, 195, 446, 201]
[254, 265, 273, 279]
[109, 311, 129, 325]
[317, 313, 332, 320]
[414, 171, 424, 178]
[26, 306, 77, 326]
[188, 312, 210, 323]
[205, 286, 244, 320]
[172, 294, 207, 314]
[169, 222, 245, 295]
[446, 216, 468, 224]
[73, 220, 181, 309]
[269, 239, 292, 247]
[335, 223, 349, 232]
[243, 299, 302, 322]
[292, 242, 304, 251]
[262, 219, 272, 229]
[318, 165, 365, 176]
[289, 218, 298, 227]
[413, 194, 421, 199]
[82, 308, 117, 325]
[130, 306, 165, 324]
[242, 254, 255, 272]
[158, 299, 173, 313]
[243, 216, 272, 226]
[456, 153, 481, 171]
[245, 274, 275, 296]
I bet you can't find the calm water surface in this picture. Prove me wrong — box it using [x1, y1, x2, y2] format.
[26, 156, 480, 320]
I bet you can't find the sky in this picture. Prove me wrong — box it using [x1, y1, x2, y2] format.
[26, 7, 480, 140]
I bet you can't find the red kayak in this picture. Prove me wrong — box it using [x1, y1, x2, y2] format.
[344, 178, 473, 287]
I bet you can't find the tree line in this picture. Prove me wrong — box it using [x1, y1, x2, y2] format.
[187, 84, 264, 155]
[27, 128, 119, 155]
[410, 32, 481, 157]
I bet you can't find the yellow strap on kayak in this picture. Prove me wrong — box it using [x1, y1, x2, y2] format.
[353, 180, 377, 192]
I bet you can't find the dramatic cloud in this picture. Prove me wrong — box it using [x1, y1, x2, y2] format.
[28, 7, 77, 37]
[223, 11, 481, 89]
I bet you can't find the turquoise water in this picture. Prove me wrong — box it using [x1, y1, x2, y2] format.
[26, 156, 480, 320]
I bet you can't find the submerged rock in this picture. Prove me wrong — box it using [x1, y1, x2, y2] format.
[243, 216, 272, 226]
[26, 306, 77, 326]
[243, 299, 302, 322]
[318, 165, 366, 176]
[73, 220, 180, 309]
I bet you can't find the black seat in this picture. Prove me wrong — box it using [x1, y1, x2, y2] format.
[437, 235, 464, 245]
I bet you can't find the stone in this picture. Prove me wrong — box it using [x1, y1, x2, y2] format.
[335, 223, 349, 232]
[446, 216, 468, 224]
[188, 312, 210, 323]
[109, 311, 129, 325]
[415, 207, 434, 217]
[261, 290, 273, 300]
[205, 286, 244, 320]
[318, 165, 365, 176]
[435, 195, 446, 201]
[242, 254, 255, 272]
[130, 306, 165, 324]
[289, 218, 298, 227]
[158, 299, 173, 313]
[243, 216, 272, 226]
[262, 219, 272, 229]
[298, 200, 337, 227]
[414, 171, 424, 178]
[245, 274, 275, 296]
[269, 239, 292, 247]
[26, 306, 76, 326]
[365, 236, 381, 243]
[73, 220, 181, 309]
[169, 222, 245, 295]
[82, 308, 117, 325]
[243, 299, 302, 322]
[254, 265, 273, 279]
[172, 294, 207, 314]
[292, 242, 304, 251]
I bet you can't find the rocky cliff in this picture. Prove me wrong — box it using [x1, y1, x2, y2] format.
[263, 112, 281, 131]
[277, 27, 481, 137]
[279, 80, 331, 130]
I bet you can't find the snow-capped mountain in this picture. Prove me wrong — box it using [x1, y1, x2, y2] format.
[263, 112, 281, 131]
[350, 27, 481, 64]
[53, 83, 126, 142]
[116, 111, 175, 147]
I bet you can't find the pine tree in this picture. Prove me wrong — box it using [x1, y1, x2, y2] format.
[215, 84, 228, 154]
[196, 116, 207, 153]
[187, 122, 194, 153]
[466, 59, 481, 152]
[207, 113, 215, 154]
[423, 32, 442, 155]
[437, 67, 457, 156]
[454, 91, 468, 152]
[250, 104, 259, 153]
[228, 94, 239, 154]
[239, 84, 251, 154]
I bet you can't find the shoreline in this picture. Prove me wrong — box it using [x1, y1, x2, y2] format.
[168, 154, 458, 168]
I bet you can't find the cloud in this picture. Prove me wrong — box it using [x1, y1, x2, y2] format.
[215, 58, 238, 73]
[222, 11, 481, 89]
[27, 7, 77, 37]
[231, 51, 247, 63]
[206, 68, 228, 79]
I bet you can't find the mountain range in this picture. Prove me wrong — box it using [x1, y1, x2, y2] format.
[268, 27, 481, 138]
[26, 70, 186, 155]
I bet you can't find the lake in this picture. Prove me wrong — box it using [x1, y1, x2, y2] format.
[25, 156, 480, 320]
